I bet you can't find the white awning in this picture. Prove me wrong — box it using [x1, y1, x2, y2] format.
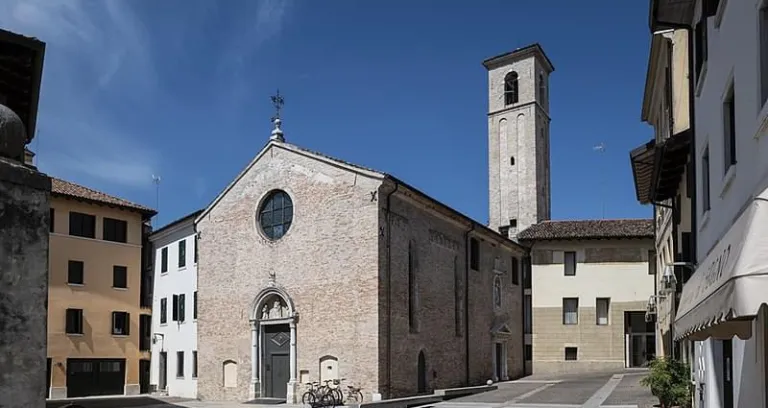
[674, 188, 768, 341]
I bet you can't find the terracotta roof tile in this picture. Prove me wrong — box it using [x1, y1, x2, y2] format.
[51, 178, 156, 215]
[517, 219, 654, 241]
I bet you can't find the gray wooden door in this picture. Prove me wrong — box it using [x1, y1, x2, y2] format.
[264, 324, 290, 398]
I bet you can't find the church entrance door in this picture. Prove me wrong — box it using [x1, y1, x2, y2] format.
[264, 324, 290, 399]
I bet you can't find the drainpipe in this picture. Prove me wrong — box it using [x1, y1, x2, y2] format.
[463, 224, 475, 385]
[384, 181, 399, 399]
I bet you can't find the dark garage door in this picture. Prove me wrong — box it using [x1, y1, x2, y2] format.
[67, 358, 126, 398]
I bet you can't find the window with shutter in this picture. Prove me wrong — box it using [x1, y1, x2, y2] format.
[179, 294, 186, 322]
[160, 298, 167, 324]
[172, 294, 179, 321]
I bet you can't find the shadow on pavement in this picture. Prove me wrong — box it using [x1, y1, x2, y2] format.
[46, 396, 193, 408]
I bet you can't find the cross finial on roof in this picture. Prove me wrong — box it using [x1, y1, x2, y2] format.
[270, 89, 285, 142]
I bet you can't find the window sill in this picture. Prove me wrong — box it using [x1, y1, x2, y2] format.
[112, 287, 128, 291]
[68, 283, 84, 287]
[176, 376, 185, 380]
[695, 62, 708, 97]
[719, 165, 737, 198]
[112, 334, 130, 338]
[178, 266, 187, 271]
[160, 323, 168, 327]
[160, 271, 169, 276]
[66, 333, 84, 337]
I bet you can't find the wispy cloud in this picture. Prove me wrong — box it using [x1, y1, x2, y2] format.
[0, 0, 158, 189]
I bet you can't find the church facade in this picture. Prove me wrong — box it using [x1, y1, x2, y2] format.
[195, 45, 551, 403]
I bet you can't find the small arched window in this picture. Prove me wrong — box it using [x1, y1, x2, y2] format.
[504, 72, 519, 105]
[538, 73, 547, 104]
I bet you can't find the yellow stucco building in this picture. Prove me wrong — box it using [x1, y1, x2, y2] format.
[47, 177, 156, 399]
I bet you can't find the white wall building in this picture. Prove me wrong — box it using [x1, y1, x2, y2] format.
[669, 0, 768, 407]
[518, 221, 656, 374]
[148, 210, 201, 399]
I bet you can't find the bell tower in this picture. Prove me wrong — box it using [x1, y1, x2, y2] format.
[484, 43, 554, 239]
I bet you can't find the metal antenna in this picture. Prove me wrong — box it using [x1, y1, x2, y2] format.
[152, 174, 161, 222]
[593, 143, 607, 219]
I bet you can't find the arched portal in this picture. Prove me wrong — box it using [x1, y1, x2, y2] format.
[249, 286, 298, 403]
[417, 350, 427, 394]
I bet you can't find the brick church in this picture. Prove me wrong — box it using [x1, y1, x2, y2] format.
[195, 44, 553, 403]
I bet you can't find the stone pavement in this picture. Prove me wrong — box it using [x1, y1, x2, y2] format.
[429, 369, 657, 408]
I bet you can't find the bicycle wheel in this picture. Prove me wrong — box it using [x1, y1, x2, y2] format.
[354, 390, 363, 403]
[332, 388, 344, 406]
[302, 391, 316, 406]
[320, 391, 336, 408]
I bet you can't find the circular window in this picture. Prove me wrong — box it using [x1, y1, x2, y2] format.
[259, 190, 293, 240]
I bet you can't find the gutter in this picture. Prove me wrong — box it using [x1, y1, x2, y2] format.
[384, 182, 400, 399]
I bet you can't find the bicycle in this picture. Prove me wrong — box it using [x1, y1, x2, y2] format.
[343, 384, 364, 404]
[302, 381, 321, 406]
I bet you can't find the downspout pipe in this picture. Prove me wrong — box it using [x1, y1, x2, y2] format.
[384, 181, 399, 399]
[463, 224, 475, 385]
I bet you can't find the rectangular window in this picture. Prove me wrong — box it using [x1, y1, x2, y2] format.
[113, 265, 127, 289]
[176, 351, 185, 378]
[761, 5, 768, 106]
[103, 217, 128, 243]
[694, 17, 708, 83]
[172, 294, 179, 321]
[596, 298, 610, 325]
[469, 238, 479, 270]
[161, 247, 168, 273]
[702, 147, 711, 212]
[192, 351, 198, 378]
[194, 291, 198, 320]
[194, 235, 198, 264]
[111, 311, 130, 336]
[178, 240, 186, 268]
[524, 295, 532, 333]
[49, 208, 55, 233]
[68, 260, 84, 285]
[160, 298, 167, 324]
[649, 250, 657, 275]
[524, 345, 532, 361]
[723, 83, 737, 172]
[565, 347, 578, 361]
[65, 308, 83, 334]
[563, 298, 579, 325]
[564, 251, 576, 276]
[523, 257, 532, 289]
[511, 257, 520, 285]
[179, 293, 186, 322]
[69, 212, 96, 238]
[139, 314, 151, 351]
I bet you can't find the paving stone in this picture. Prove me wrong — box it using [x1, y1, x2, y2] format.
[516, 375, 611, 405]
[602, 372, 657, 407]
[449, 383, 547, 403]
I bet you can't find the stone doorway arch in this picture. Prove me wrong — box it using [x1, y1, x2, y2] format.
[249, 286, 298, 403]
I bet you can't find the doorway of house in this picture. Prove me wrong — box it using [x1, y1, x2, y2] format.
[263, 324, 290, 399]
[139, 359, 150, 394]
[625, 311, 655, 367]
[158, 352, 167, 391]
[495, 343, 503, 380]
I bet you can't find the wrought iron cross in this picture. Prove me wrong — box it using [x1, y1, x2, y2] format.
[270, 89, 284, 121]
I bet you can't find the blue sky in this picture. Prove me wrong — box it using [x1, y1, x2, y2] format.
[1, 0, 654, 227]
